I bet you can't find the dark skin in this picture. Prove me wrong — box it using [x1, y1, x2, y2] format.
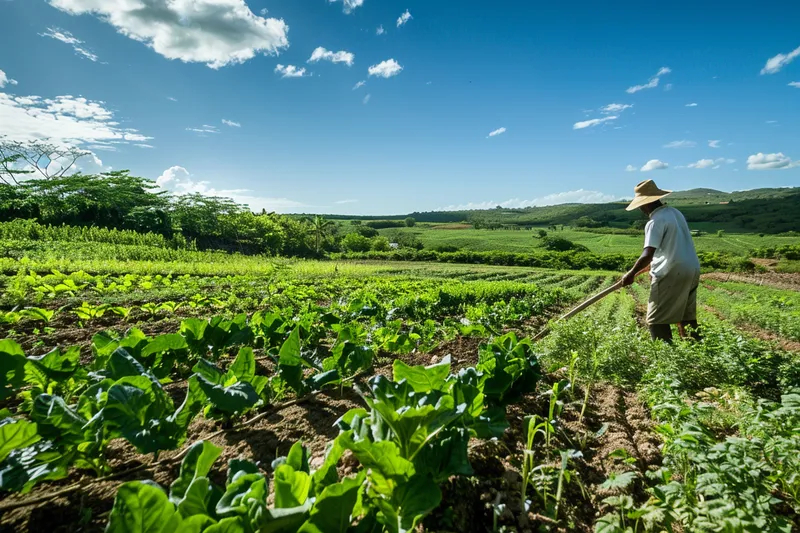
[621, 200, 701, 343]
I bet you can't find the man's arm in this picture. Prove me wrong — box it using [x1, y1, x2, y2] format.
[622, 247, 655, 286]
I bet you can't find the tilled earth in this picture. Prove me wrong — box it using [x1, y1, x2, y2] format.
[0, 333, 664, 533]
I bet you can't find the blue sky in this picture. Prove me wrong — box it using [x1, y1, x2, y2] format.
[1, 0, 798, 214]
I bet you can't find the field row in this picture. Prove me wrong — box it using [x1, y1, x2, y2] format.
[1, 262, 798, 532]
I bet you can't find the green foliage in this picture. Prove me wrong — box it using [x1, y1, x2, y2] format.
[340, 233, 373, 252]
[107, 439, 361, 533]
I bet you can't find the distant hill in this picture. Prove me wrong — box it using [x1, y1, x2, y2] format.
[314, 187, 800, 234]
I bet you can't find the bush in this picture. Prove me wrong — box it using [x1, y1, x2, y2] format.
[404, 217, 416, 227]
[540, 236, 588, 252]
[341, 233, 373, 252]
[432, 245, 460, 253]
[363, 220, 406, 229]
[371, 236, 391, 252]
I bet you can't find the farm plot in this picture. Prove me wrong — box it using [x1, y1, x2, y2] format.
[1, 258, 798, 532]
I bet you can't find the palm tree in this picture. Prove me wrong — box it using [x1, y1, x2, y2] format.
[304, 215, 334, 255]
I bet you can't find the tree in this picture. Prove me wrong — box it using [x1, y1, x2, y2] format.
[404, 217, 416, 227]
[0, 139, 90, 184]
[341, 233, 372, 252]
[371, 236, 391, 251]
[536, 229, 548, 238]
[304, 215, 335, 255]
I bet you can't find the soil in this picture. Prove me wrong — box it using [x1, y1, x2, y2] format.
[702, 271, 800, 292]
[0, 327, 666, 533]
[701, 304, 800, 352]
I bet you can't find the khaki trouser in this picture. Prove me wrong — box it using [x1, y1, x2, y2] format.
[646, 268, 700, 326]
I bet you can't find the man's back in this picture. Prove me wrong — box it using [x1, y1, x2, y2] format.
[644, 205, 700, 278]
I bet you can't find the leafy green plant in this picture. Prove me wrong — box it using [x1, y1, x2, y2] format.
[191, 347, 267, 419]
[477, 332, 542, 407]
[105, 440, 362, 533]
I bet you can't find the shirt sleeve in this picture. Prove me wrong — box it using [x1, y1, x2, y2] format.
[644, 218, 664, 249]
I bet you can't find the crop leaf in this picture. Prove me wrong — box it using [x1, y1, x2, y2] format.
[0, 340, 26, 401]
[216, 472, 268, 518]
[170, 441, 223, 517]
[102, 376, 183, 455]
[203, 517, 247, 533]
[24, 346, 81, 386]
[0, 439, 70, 493]
[273, 463, 312, 509]
[106, 480, 181, 533]
[228, 347, 255, 383]
[392, 356, 451, 393]
[0, 418, 40, 463]
[195, 375, 260, 416]
[31, 394, 87, 445]
[298, 472, 364, 533]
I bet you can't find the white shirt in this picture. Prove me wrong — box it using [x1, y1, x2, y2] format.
[644, 205, 700, 279]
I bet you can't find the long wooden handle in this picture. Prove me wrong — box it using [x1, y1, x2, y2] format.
[556, 280, 623, 323]
[532, 268, 648, 341]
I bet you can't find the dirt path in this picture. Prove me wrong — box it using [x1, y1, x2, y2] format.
[701, 304, 800, 352]
[702, 271, 800, 292]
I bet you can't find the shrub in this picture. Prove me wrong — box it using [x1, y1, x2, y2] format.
[371, 236, 391, 252]
[341, 233, 372, 252]
[540, 236, 588, 252]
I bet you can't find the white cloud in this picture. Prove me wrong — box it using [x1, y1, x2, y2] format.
[687, 157, 735, 169]
[186, 125, 219, 135]
[766, 120, 778, 124]
[368, 59, 403, 78]
[308, 47, 354, 67]
[0, 92, 151, 146]
[397, 9, 412, 27]
[487, 127, 506, 138]
[167, 96, 178, 102]
[626, 66, 671, 94]
[0, 70, 18, 89]
[41, 27, 99, 62]
[362, 93, 371, 104]
[685, 102, 698, 107]
[275, 64, 309, 78]
[47, 0, 289, 69]
[260, 8, 268, 15]
[789, 82, 800, 88]
[746, 152, 797, 170]
[352, 80, 366, 90]
[625, 164, 637, 172]
[335, 199, 358, 204]
[222, 119, 241, 128]
[135, 143, 154, 148]
[437, 189, 621, 211]
[156, 165, 307, 212]
[760, 46, 800, 75]
[641, 159, 668, 171]
[663, 140, 696, 149]
[600, 103, 632, 114]
[708, 140, 720, 148]
[664, 83, 673, 91]
[688, 159, 715, 169]
[329, 0, 364, 14]
[376, 25, 385, 35]
[573, 116, 617, 129]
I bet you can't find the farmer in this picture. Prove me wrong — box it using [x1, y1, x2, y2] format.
[621, 180, 701, 343]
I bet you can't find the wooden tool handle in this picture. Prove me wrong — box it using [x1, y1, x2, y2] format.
[532, 267, 648, 341]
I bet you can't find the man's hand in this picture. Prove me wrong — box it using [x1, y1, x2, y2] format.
[621, 270, 637, 287]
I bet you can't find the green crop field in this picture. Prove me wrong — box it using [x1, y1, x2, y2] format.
[378, 224, 800, 255]
[1, 231, 799, 532]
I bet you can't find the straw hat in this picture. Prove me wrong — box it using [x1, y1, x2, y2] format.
[625, 179, 672, 211]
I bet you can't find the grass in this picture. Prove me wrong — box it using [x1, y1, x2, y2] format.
[380, 225, 800, 256]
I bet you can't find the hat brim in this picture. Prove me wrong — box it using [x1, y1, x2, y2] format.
[625, 191, 671, 211]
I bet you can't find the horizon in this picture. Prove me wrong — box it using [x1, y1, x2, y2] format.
[1, 0, 799, 215]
